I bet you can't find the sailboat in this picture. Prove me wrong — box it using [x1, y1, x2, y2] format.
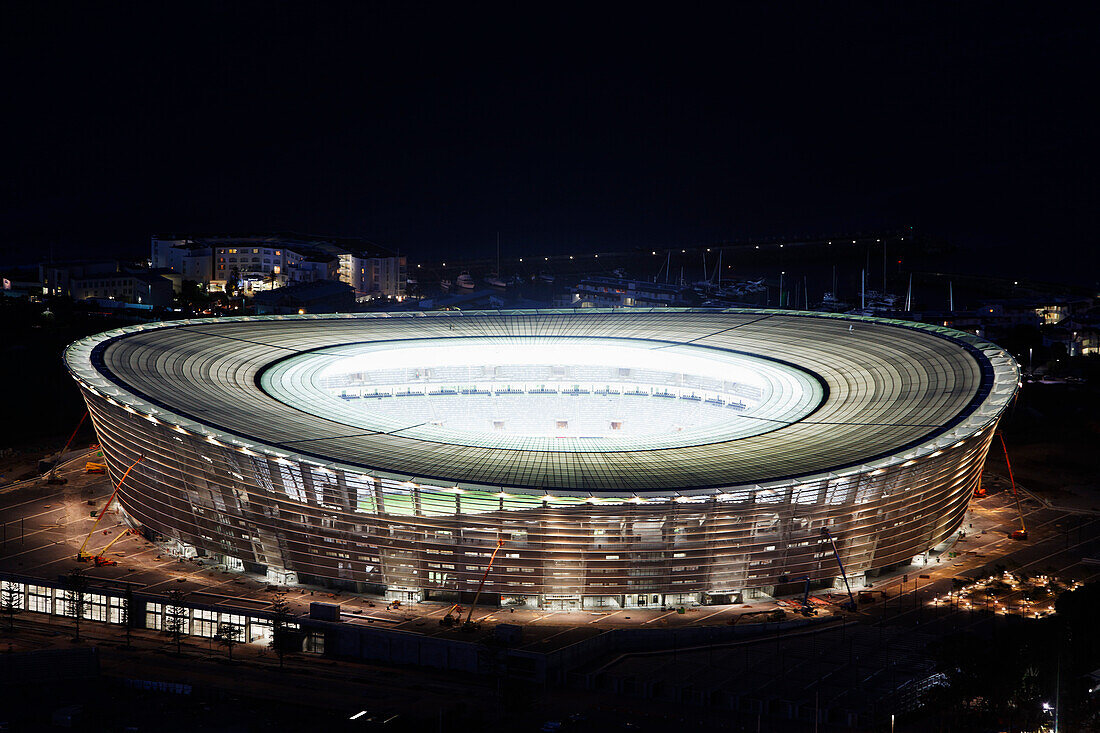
[484, 232, 509, 288]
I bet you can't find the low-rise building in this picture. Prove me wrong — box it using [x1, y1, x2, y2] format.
[1033, 297, 1095, 326]
[151, 233, 406, 299]
[41, 261, 174, 307]
[1042, 320, 1100, 357]
[150, 237, 214, 287]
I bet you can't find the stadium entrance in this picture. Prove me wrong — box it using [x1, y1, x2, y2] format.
[543, 595, 582, 611]
[625, 593, 664, 608]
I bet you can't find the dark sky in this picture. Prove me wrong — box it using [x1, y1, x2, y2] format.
[1, 3, 1095, 282]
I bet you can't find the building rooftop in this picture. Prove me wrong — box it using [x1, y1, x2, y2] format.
[154, 232, 398, 260]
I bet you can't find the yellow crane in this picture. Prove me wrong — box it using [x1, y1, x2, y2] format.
[77, 455, 144, 563]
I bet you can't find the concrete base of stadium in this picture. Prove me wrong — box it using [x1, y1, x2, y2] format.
[149, 532, 808, 613]
[118, 501, 950, 614]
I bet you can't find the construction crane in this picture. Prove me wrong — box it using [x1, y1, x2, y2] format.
[821, 528, 857, 611]
[89, 528, 140, 565]
[77, 455, 143, 563]
[47, 411, 88, 484]
[998, 433, 1028, 540]
[462, 538, 505, 630]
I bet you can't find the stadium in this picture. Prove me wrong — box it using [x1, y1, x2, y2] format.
[64, 309, 1019, 610]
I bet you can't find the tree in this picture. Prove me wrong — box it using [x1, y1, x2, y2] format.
[64, 568, 89, 642]
[215, 622, 242, 662]
[164, 589, 187, 656]
[1, 581, 22, 631]
[225, 269, 240, 296]
[269, 588, 293, 669]
[918, 581, 1100, 731]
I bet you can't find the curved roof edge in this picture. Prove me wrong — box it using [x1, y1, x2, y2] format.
[64, 308, 1021, 499]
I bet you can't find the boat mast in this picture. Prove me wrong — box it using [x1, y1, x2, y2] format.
[883, 239, 887, 293]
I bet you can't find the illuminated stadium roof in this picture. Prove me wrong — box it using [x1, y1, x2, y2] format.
[65, 309, 1019, 496]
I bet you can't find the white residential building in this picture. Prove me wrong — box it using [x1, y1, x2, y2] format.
[150, 234, 405, 298]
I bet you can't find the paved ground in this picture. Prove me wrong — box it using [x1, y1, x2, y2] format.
[3, 448, 1098, 654]
[4, 450, 1100, 732]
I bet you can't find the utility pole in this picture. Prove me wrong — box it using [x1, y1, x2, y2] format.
[882, 239, 887, 293]
[1054, 652, 1061, 733]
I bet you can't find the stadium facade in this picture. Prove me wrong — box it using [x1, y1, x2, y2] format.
[65, 310, 1019, 609]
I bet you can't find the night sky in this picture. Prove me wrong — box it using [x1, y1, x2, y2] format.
[1, 3, 1094, 282]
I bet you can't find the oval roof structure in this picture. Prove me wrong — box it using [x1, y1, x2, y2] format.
[65, 309, 1019, 496]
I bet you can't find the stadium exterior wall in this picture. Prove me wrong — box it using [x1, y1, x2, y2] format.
[67, 310, 1017, 609]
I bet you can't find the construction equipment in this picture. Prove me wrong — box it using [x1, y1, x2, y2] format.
[98, 528, 135, 555]
[973, 467, 987, 497]
[798, 577, 817, 616]
[822, 528, 858, 611]
[81, 527, 140, 567]
[462, 538, 505, 630]
[77, 455, 143, 563]
[85, 462, 107, 474]
[439, 603, 462, 627]
[998, 434, 1028, 540]
[47, 411, 88, 484]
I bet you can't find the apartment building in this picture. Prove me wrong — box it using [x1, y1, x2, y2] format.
[151, 234, 405, 298]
